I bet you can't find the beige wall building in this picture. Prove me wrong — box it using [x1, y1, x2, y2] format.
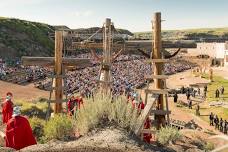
[187, 42, 228, 59]
[224, 50, 228, 67]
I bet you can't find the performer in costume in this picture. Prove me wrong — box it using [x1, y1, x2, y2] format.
[2, 92, 14, 124]
[5, 106, 37, 150]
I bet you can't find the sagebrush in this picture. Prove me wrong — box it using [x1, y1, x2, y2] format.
[43, 114, 74, 141]
[75, 93, 139, 135]
[156, 127, 182, 145]
[29, 117, 45, 142]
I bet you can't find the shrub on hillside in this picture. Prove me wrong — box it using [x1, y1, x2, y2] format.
[29, 117, 45, 143]
[203, 142, 215, 152]
[75, 93, 139, 135]
[156, 127, 182, 145]
[43, 114, 74, 141]
[15, 100, 51, 119]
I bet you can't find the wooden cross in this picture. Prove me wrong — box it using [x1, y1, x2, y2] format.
[69, 18, 124, 93]
[22, 31, 92, 113]
[92, 18, 124, 93]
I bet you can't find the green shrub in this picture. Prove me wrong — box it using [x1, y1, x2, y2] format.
[203, 142, 215, 151]
[15, 99, 51, 119]
[29, 117, 45, 143]
[75, 93, 139, 135]
[156, 127, 182, 145]
[43, 114, 73, 141]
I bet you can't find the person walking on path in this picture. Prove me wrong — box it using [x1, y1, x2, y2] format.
[220, 86, 224, 95]
[188, 99, 192, 109]
[186, 91, 191, 100]
[198, 87, 200, 96]
[173, 92, 178, 103]
[220, 118, 224, 132]
[204, 90, 207, 99]
[196, 104, 200, 116]
[214, 115, 219, 129]
[215, 89, 220, 98]
[209, 112, 214, 126]
[204, 85, 208, 92]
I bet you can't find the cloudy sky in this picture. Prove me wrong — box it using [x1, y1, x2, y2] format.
[0, 0, 228, 32]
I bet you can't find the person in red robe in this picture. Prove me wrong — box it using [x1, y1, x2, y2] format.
[76, 96, 84, 110]
[137, 100, 152, 143]
[2, 92, 14, 124]
[67, 95, 77, 116]
[5, 106, 37, 150]
[143, 117, 152, 143]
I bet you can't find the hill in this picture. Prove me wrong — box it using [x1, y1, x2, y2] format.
[134, 27, 228, 41]
[0, 18, 133, 60]
[0, 18, 55, 59]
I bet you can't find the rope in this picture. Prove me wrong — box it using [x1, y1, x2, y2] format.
[83, 27, 103, 43]
[46, 76, 53, 121]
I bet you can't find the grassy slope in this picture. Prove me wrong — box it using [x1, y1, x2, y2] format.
[175, 74, 228, 123]
[134, 27, 228, 40]
[201, 75, 228, 122]
[204, 75, 228, 102]
[0, 18, 133, 59]
[0, 18, 55, 58]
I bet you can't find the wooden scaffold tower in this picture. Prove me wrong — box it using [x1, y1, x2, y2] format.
[21, 31, 91, 115]
[74, 18, 125, 94]
[135, 12, 171, 139]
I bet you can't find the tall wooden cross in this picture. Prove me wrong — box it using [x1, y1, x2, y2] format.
[72, 18, 124, 93]
[92, 18, 124, 93]
[22, 31, 92, 113]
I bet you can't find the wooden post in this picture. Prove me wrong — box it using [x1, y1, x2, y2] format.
[101, 18, 112, 93]
[153, 12, 165, 129]
[54, 31, 63, 113]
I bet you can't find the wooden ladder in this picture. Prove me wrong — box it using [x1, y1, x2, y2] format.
[134, 60, 171, 140]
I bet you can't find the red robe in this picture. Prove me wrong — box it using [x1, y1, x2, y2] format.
[5, 116, 37, 150]
[131, 99, 136, 108]
[2, 100, 13, 124]
[76, 97, 84, 110]
[67, 99, 76, 116]
[138, 102, 152, 143]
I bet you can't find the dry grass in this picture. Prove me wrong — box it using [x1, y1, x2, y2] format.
[74, 93, 139, 135]
[202, 74, 228, 102]
[43, 114, 74, 141]
[14, 99, 50, 119]
[156, 127, 182, 145]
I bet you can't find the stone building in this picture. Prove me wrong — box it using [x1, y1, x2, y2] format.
[187, 42, 228, 66]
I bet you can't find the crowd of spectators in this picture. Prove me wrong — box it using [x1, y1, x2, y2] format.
[0, 54, 197, 96]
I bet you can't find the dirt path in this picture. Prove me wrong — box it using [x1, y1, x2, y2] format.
[166, 70, 223, 134]
[0, 80, 49, 101]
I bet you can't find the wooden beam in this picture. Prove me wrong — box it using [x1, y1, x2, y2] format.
[153, 12, 165, 129]
[22, 57, 54, 66]
[22, 57, 92, 67]
[69, 40, 196, 51]
[134, 98, 156, 136]
[145, 75, 169, 80]
[54, 31, 63, 113]
[145, 89, 168, 94]
[100, 18, 112, 93]
[62, 58, 91, 66]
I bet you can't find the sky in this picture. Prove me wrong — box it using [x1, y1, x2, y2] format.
[0, 0, 228, 32]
